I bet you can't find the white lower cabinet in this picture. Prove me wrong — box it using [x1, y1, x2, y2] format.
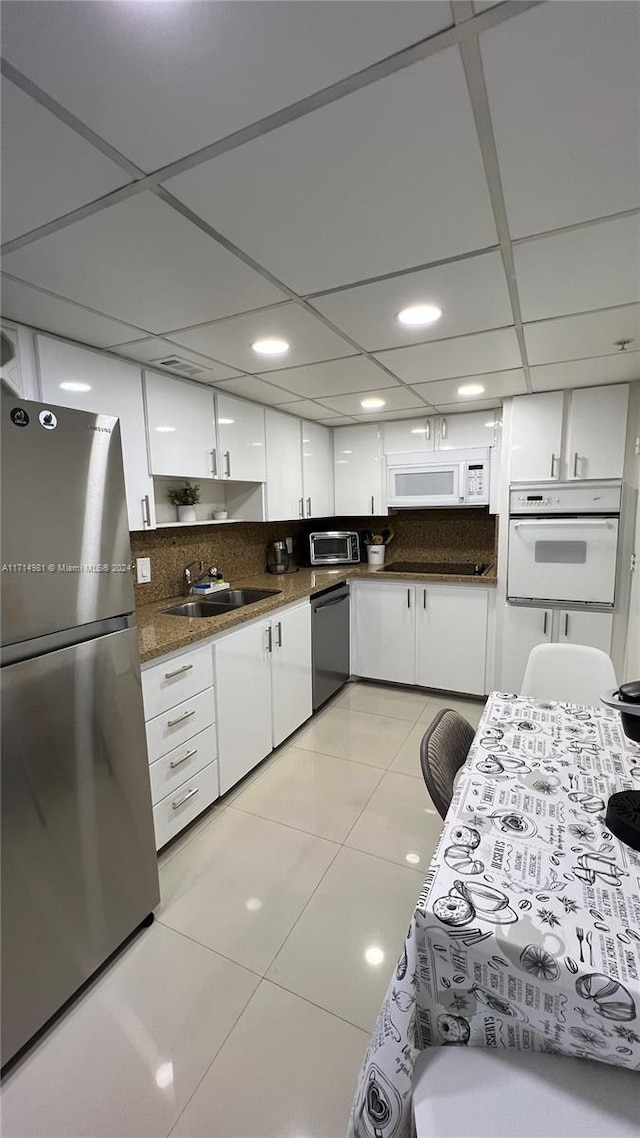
[215, 618, 274, 795]
[354, 582, 415, 685]
[415, 586, 488, 695]
[142, 643, 218, 849]
[216, 601, 312, 794]
[271, 603, 313, 747]
[353, 582, 489, 696]
[501, 604, 614, 692]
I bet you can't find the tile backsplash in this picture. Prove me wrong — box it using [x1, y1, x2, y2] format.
[130, 509, 497, 605]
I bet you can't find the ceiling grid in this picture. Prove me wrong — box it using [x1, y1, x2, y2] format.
[1, 0, 638, 422]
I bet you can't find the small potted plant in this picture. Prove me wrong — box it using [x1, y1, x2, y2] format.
[167, 482, 201, 523]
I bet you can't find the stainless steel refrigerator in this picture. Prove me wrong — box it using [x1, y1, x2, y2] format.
[1, 397, 160, 1067]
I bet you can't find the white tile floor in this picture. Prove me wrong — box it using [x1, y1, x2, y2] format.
[1, 682, 485, 1138]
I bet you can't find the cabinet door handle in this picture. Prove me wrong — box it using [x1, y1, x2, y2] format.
[371, 495, 375, 515]
[224, 450, 231, 477]
[425, 419, 431, 441]
[298, 497, 304, 518]
[276, 621, 283, 648]
[440, 417, 447, 440]
[550, 453, 558, 479]
[542, 611, 548, 635]
[423, 589, 427, 610]
[167, 709, 195, 728]
[142, 495, 151, 527]
[170, 748, 197, 769]
[573, 452, 579, 478]
[564, 612, 569, 637]
[172, 786, 199, 810]
[306, 497, 311, 517]
[407, 589, 411, 609]
[211, 448, 218, 477]
[164, 663, 193, 679]
[266, 625, 273, 654]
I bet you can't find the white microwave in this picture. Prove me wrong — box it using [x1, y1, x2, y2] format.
[387, 449, 490, 508]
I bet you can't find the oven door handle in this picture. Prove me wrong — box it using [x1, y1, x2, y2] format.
[512, 520, 613, 528]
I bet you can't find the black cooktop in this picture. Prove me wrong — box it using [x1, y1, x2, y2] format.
[381, 561, 490, 576]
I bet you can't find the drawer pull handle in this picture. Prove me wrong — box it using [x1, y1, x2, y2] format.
[171, 787, 199, 810]
[164, 664, 193, 679]
[167, 709, 195, 728]
[170, 748, 197, 769]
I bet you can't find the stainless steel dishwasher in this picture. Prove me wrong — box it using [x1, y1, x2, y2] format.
[311, 583, 350, 710]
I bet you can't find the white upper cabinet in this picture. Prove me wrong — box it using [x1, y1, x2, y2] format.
[215, 393, 266, 482]
[510, 391, 564, 482]
[510, 385, 629, 483]
[36, 335, 155, 531]
[265, 409, 304, 521]
[301, 420, 334, 519]
[383, 418, 435, 455]
[334, 425, 386, 517]
[436, 410, 496, 451]
[565, 385, 629, 481]
[145, 370, 215, 480]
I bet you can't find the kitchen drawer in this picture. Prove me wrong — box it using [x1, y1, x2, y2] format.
[142, 644, 213, 720]
[149, 724, 217, 805]
[153, 759, 219, 850]
[146, 687, 215, 764]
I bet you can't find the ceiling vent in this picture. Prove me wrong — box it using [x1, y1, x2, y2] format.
[151, 355, 204, 378]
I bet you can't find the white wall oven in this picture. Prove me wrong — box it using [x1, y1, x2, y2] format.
[387, 449, 489, 509]
[508, 483, 622, 606]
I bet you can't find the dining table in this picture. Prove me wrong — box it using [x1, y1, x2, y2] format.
[348, 692, 640, 1138]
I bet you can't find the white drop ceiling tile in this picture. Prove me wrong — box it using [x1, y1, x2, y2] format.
[524, 306, 640, 366]
[374, 327, 520, 383]
[170, 304, 355, 372]
[167, 47, 497, 294]
[110, 337, 240, 382]
[2, 193, 285, 332]
[1, 77, 131, 243]
[353, 408, 435, 422]
[481, 3, 640, 237]
[411, 368, 525, 404]
[530, 353, 640, 393]
[260, 356, 398, 399]
[317, 387, 426, 417]
[276, 400, 337, 421]
[1, 2, 453, 172]
[514, 215, 640, 323]
[311, 253, 512, 351]
[213, 375, 299, 407]
[0, 274, 144, 348]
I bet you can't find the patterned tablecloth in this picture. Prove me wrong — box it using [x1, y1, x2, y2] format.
[348, 693, 640, 1138]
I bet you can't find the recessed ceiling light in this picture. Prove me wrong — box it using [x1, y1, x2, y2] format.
[251, 338, 290, 356]
[360, 397, 386, 410]
[218, 418, 234, 425]
[457, 383, 485, 396]
[396, 304, 442, 327]
[59, 381, 91, 392]
[154, 425, 176, 433]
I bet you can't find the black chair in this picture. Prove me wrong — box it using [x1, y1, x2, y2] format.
[419, 708, 475, 819]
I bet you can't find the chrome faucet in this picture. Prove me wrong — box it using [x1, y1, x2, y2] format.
[182, 559, 218, 595]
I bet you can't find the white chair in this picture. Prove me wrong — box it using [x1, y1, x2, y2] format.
[412, 1047, 639, 1138]
[521, 642, 617, 706]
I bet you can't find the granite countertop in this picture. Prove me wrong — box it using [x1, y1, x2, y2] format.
[136, 563, 497, 664]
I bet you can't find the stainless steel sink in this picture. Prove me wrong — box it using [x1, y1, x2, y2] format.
[162, 599, 242, 618]
[214, 588, 281, 605]
[162, 587, 281, 618]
